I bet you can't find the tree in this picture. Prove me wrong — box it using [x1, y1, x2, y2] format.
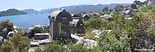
[102, 7, 109, 12]
[0, 20, 14, 39]
[114, 5, 123, 12]
[84, 15, 102, 29]
[128, 6, 155, 51]
[98, 14, 132, 52]
[102, 7, 113, 14]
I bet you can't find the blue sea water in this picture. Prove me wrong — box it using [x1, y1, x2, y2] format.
[0, 13, 50, 28]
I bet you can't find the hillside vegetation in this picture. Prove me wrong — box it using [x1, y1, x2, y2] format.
[34, 5, 155, 52]
[0, 1, 155, 52]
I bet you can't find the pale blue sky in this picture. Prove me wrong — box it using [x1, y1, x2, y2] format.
[0, 0, 146, 11]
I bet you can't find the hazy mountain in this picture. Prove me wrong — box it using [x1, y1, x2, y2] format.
[0, 4, 130, 16]
[39, 8, 59, 13]
[40, 4, 130, 13]
[21, 9, 39, 14]
[0, 9, 27, 17]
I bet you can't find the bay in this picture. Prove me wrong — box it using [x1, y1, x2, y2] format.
[0, 13, 50, 28]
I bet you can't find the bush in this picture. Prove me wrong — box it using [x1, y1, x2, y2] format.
[0, 31, 29, 52]
[84, 16, 102, 29]
[35, 47, 42, 52]
[41, 42, 66, 52]
[0, 41, 11, 52]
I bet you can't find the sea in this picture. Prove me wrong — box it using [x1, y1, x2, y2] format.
[0, 13, 50, 28]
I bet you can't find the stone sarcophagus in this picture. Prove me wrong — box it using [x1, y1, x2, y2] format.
[48, 9, 73, 40]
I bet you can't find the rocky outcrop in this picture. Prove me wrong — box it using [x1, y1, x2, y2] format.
[71, 34, 97, 48]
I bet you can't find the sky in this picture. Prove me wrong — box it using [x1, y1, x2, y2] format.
[0, 0, 146, 11]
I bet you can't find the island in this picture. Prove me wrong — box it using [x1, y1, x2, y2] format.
[0, 9, 27, 17]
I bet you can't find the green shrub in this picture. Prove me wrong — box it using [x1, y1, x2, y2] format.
[42, 42, 66, 52]
[84, 15, 102, 29]
[0, 31, 29, 52]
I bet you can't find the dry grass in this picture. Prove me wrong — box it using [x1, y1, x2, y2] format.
[83, 29, 96, 39]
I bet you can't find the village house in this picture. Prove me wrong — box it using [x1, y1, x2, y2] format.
[131, 2, 138, 9]
[147, 0, 155, 5]
[72, 14, 81, 19]
[48, 9, 73, 40]
[99, 14, 112, 21]
[83, 14, 89, 21]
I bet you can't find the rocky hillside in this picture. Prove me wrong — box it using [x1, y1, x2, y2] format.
[40, 4, 130, 13]
[21, 9, 39, 14]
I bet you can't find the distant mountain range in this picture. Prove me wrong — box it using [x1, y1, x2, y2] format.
[21, 9, 39, 14]
[0, 4, 130, 17]
[39, 4, 130, 13]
